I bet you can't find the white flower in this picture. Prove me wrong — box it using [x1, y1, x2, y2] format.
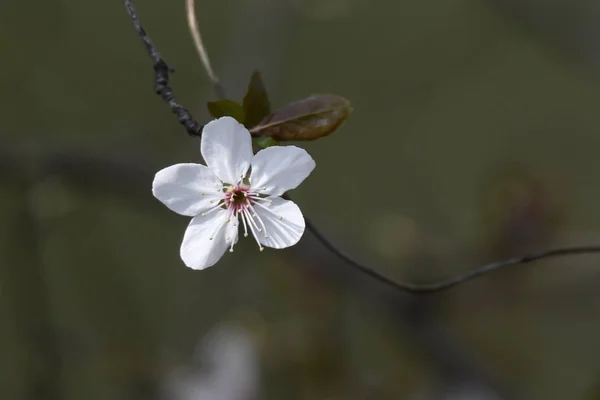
[152, 116, 316, 270]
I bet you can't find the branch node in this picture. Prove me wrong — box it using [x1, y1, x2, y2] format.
[124, 0, 203, 137]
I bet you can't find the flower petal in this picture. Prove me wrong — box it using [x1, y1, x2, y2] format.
[250, 146, 315, 196]
[152, 163, 223, 216]
[180, 210, 239, 270]
[201, 117, 254, 185]
[253, 197, 305, 249]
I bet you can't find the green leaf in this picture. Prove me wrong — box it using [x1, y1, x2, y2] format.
[249, 94, 352, 141]
[243, 71, 271, 128]
[207, 100, 246, 124]
[255, 136, 279, 149]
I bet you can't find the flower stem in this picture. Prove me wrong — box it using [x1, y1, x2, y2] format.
[185, 0, 225, 99]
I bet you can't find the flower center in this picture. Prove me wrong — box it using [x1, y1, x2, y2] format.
[201, 183, 275, 254]
[224, 185, 251, 210]
[223, 183, 273, 252]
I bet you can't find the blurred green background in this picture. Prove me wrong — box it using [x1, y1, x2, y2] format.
[2, 0, 600, 399]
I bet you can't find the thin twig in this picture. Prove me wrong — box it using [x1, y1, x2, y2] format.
[186, 0, 225, 99]
[306, 215, 600, 294]
[123, 0, 203, 136]
[122, 0, 600, 296]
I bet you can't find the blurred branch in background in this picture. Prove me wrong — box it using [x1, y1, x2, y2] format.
[487, 0, 600, 71]
[289, 228, 520, 399]
[0, 154, 63, 399]
[0, 140, 517, 398]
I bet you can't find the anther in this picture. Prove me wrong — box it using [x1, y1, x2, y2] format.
[278, 216, 283, 220]
[259, 247, 264, 252]
[244, 233, 248, 237]
[229, 248, 234, 253]
[201, 192, 205, 196]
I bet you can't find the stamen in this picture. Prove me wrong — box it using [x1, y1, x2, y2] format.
[208, 209, 231, 240]
[254, 203, 276, 223]
[228, 215, 237, 253]
[208, 222, 221, 241]
[251, 196, 272, 205]
[253, 201, 275, 213]
[239, 209, 249, 237]
[248, 204, 269, 239]
[244, 208, 262, 233]
[227, 207, 236, 226]
[201, 200, 225, 216]
[242, 208, 263, 251]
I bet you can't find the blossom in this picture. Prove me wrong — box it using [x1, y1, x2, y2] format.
[152, 116, 315, 270]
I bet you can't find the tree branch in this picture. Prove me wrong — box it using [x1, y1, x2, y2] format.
[305, 216, 600, 294]
[121, 0, 600, 296]
[123, 0, 203, 136]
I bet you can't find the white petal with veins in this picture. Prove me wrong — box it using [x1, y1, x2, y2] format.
[201, 117, 253, 185]
[250, 146, 315, 196]
[253, 196, 305, 249]
[152, 163, 222, 216]
[180, 210, 238, 270]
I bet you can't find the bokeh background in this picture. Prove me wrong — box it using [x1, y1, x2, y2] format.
[2, 0, 600, 399]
